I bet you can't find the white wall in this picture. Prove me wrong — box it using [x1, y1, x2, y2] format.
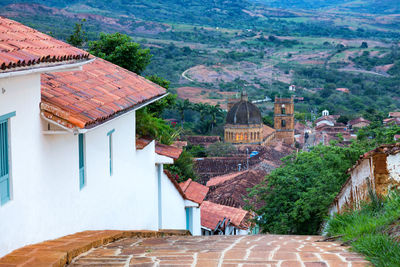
[387, 153, 400, 185]
[0, 73, 163, 256]
[192, 206, 201, 236]
[0, 74, 44, 256]
[160, 169, 186, 230]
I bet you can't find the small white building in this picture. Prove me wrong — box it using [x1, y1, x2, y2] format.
[200, 201, 251, 235]
[0, 18, 194, 257]
[289, 85, 296, 92]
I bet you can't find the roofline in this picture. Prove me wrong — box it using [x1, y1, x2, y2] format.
[42, 92, 169, 134]
[0, 58, 94, 79]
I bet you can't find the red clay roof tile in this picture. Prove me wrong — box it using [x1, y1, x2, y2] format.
[136, 138, 183, 160]
[155, 143, 183, 160]
[179, 179, 209, 205]
[200, 201, 250, 230]
[41, 58, 167, 129]
[0, 16, 90, 71]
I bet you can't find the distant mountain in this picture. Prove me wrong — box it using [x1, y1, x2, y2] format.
[0, 0, 259, 28]
[251, 0, 400, 14]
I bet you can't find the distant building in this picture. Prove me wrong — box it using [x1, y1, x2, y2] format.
[274, 96, 295, 145]
[389, 112, 400, 118]
[348, 117, 371, 129]
[224, 91, 275, 145]
[322, 110, 330, 117]
[200, 201, 252, 235]
[289, 85, 296, 91]
[336, 88, 350, 93]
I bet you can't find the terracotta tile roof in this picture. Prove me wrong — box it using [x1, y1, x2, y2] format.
[348, 117, 370, 126]
[315, 115, 340, 124]
[201, 201, 250, 230]
[136, 138, 183, 160]
[155, 142, 183, 160]
[0, 16, 90, 72]
[262, 125, 276, 139]
[163, 170, 186, 199]
[206, 170, 267, 209]
[136, 138, 152, 150]
[179, 179, 209, 204]
[41, 58, 167, 129]
[206, 171, 245, 187]
[389, 112, 400, 118]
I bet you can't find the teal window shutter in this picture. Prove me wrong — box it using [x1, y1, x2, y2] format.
[78, 134, 85, 189]
[0, 112, 15, 205]
[107, 129, 115, 176]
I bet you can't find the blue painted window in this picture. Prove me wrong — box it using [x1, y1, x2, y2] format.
[0, 112, 15, 205]
[107, 129, 115, 176]
[78, 134, 85, 189]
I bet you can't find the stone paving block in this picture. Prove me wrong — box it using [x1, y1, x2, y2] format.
[281, 260, 303, 267]
[195, 259, 219, 267]
[273, 252, 297, 260]
[304, 262, 328, 267]
[320, 253, 344, 262]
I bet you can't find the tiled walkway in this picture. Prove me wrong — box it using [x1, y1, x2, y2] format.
[69, 235, 370, 267]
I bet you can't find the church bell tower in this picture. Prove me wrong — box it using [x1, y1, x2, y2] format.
[274, 96, 295, 145]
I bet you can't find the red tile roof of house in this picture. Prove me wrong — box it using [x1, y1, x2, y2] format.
[348, 117, 370, 126]
[136, 138, 183, 160]
[389, 112, 400, 118]
[201, 201, 250, 230]
[179, 179, 209, 204]
[136, 138, 152, 150]
[0, 16, 90, 72]
[155, 143, 183, 160]
[206, 171, 245, 187]
[41, 58, 167, 129]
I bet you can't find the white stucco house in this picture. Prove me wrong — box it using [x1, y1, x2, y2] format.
[200, 201, 251, 236]
[0, 17, 195, 256]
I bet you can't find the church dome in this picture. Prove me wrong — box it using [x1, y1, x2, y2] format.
[226, 100, 262, 125]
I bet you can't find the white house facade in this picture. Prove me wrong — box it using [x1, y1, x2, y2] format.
[0, 17, 195, 257]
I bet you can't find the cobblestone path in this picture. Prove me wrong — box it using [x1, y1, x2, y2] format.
[69, 235, 370, 267]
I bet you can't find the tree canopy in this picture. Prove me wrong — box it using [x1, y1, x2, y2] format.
[89, 32, 152, 74]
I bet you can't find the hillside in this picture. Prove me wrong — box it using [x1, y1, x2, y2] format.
[1, 0, 399, 119]
[252, 0, 400, 14]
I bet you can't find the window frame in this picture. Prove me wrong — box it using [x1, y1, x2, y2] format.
[107, 129, 115, 176]
[78, 133, 86, 190]
[0, 111, 15, 206]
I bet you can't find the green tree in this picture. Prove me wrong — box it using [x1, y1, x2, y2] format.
[67, 19, 87, 48]
[206, 142, 237, 157]
[146, 75, 177, 117]
[248, 142, 369, 235]
[165, 150, 197, 182]
[89, 32, 151, 74]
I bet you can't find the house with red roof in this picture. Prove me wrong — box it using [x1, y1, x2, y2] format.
[179, 178, 209, 235]
[200, 201, 252, 235]
[0, 17, 189, 256]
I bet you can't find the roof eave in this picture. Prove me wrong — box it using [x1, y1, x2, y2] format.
[0, 58, 94, 79]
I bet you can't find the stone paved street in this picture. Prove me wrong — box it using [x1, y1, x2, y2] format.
[69, 235, 370, 267]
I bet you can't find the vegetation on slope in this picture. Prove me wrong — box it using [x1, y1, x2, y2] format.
[326, 191, 400, 267]
[249, 124, 400, 235]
